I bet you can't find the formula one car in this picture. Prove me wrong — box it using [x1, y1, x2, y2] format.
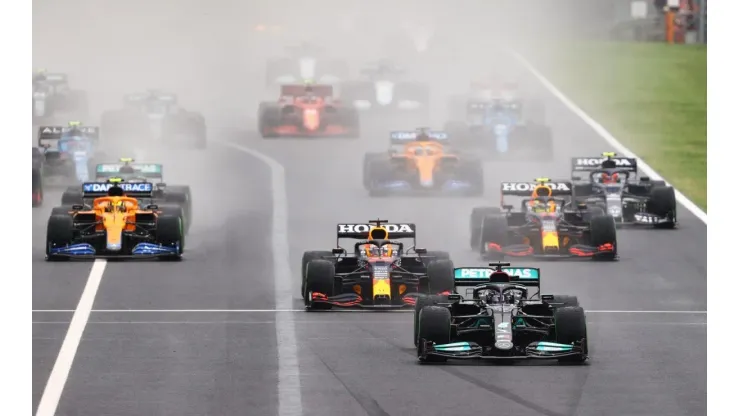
[444, 90, 551, 161]
[571, 152, 677, 228]
[32, 69, 88, 121]
[100, 90, 206, 149]
[302, 219, 455, 310]
[33, 148, 44, 207]
[363, 129, 483, 196]
[60, 158, 193, 234]
[265, 42, 349, 86]
[258, 82, 360, 138]
[470, 178, 617, 260]
[340, 60, 430, 126]
[45, 180, 184, 260]
[36, 122, 102, 186]
[415, 262, 588, 364]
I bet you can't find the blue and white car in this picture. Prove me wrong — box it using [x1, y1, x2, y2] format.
[36, 122, 100, 185]
[444, 97, 553, 161]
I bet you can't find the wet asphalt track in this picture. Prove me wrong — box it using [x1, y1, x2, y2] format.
[32, 2, 706, 416]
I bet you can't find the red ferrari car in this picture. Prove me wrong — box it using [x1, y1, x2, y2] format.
[258, 84, 360, 138]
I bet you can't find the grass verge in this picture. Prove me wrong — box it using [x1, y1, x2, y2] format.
[528, 41, 706, 211]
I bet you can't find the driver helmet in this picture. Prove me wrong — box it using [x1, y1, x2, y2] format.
[601, 172, 620, 184]
[363, 244, 394, 258]
[530, 199, 548, 213]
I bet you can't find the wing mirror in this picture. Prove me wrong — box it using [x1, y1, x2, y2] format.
[639, 176, 650, 182]
[331, 248, 345, 255]
[71, 204, 83, 210]
[541, 294, 554, 301]
[415, 248, 427, 254]
[146, 204, 159, 210]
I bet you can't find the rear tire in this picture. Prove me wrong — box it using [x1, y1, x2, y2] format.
[417, 306, 452, 363]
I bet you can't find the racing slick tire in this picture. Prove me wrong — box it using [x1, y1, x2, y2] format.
[457, 158, 484, 196]
[479, 214, 509, 258]
[304, 259, 336, 310]
[549, 295, 580, 308]
[33, 168, 43, 207]
[554, 306, 589, 363]
[362, 153, 386, 190]
[423, 251, 450, 264]
[46, 214, 74, 261]
[647, 186, 677, 229]
[365, 158, 396, 197]
[50, 206, 74, 217]
[164, 186, 192, 234]
[469, 207, 501, 250]
[155, 214, 184, 260]
[301, 251, 333, 299]
[413, 294, 448, 346]
[258, 104, 281, 139]
[417, 306, 452, 363]
[61, 186, 83, 206]
[426, 259, 455, 295]
[589, 215, 617, 260]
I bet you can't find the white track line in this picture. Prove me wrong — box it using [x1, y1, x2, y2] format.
[35, 259, 107, 416]
[33, 309, 707, 314]
[510, 50, 707, 224]
[217, 140, 303, 416]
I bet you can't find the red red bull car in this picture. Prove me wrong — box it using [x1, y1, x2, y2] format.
[258, 83, 360, 138]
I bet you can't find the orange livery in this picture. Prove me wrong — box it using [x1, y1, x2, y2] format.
[362, 128, 484, 196]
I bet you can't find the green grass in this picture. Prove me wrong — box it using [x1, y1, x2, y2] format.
[531, 41, 706, 211]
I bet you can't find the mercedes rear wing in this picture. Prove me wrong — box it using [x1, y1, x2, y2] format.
[453, 266, 540, 298]
[95, 163, 163, 181]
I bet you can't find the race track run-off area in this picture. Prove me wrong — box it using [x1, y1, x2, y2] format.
[32, 4, 706, 416]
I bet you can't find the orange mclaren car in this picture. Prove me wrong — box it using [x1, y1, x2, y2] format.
[45, 180, 183, 260]
[362, 129, 484, 196]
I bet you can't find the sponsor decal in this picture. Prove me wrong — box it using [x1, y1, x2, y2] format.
[454, 267, 539, 279]
[337, 223, 414, 234]
[501, 182, 571, 192]
[83, 182, 153, 193]
[574, 157, 634, 167]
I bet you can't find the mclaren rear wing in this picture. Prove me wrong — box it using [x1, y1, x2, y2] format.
[389, 131, 448, 145]
[38, 125, 99, 148]
[81, 182, 154, 199]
